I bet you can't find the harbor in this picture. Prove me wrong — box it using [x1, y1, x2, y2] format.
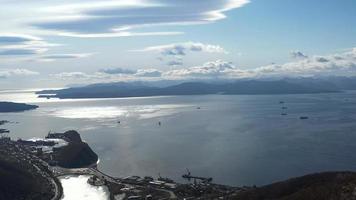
[0, 130, 246, 200]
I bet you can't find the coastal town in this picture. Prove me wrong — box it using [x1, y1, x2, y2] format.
[0, 130, 246, 200]
[0, 135, 62, 200]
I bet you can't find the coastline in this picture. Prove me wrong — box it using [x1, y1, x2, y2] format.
[3, 130, 356, 199]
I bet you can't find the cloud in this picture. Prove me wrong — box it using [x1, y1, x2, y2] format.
[35, 53, 92, 62]
[133, 42, 227, 66]
[165, 48, 356, 79]
[0, 34, 58, 56]
[290, 51, 308, 59]
[51, 72, 101, 80]
[167, 60, 183, 66]
[52, 68, 162, 82]
[315, 56, 329, 63]
[135, 69, 162, 77]
[0, 68, 39, 78]
[252, 48, 356, 77]
[0, 49, 43, 56]
[164, 60, 239, 79]
[56, 31, 183, 38]
[0, 34, 40, 44]
[99, 67, 137, 75]
[27, 0, 249, 37]
[134, 42, 228, 56]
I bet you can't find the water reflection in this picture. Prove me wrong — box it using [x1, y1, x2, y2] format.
[43, 104, 190, 120]
[60, 175, 109, 200]
[4, 89, 356, 186]
[0, 88, 179, 104]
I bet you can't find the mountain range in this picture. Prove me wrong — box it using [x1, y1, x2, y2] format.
[35, 77, 356, 99]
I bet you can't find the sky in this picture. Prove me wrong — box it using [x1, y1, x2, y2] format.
[0, 0, 355, 89]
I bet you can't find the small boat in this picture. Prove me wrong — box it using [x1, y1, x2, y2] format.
[117, 120, 120, 124]
[281, 113, 288, 116]
[282, 106, 288, 109]
[196, 107, 201, 109]
[158, 121, 161, 126]
[300, 116, 309, 120]
[279, 101, 285, 104]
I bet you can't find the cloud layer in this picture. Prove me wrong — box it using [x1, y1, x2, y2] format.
[28, 0, 249, 37]
[254, 48, 356, 77]
[164, 48, 356, 79]
[0, 34, 53, 56]
[0, 34, 93, 61]
[50, 48, 356, 83]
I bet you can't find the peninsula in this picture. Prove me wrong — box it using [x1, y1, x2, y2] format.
[0, 102, 38, 113]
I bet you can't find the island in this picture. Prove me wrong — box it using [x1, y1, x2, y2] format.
[0, 102, 38, 113]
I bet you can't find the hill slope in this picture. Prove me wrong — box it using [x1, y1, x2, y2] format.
[234, 172, 356, 200]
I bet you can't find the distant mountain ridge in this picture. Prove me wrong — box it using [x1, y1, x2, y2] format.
[35, 78, 350, 99]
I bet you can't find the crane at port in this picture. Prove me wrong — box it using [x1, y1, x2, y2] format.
[182, 168, 213, 183]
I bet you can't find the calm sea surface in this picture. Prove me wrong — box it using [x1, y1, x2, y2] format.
[1, 90, 356, 186]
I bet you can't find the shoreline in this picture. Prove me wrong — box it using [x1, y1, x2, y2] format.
[3, 130, 356, 199]
[1, 130, 242, 199]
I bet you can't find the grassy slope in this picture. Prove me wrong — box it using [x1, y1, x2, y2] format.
[0, 155, 53, 200]
[234, 172, 356, 200]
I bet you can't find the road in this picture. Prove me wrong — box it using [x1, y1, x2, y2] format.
[53, 166, 178, 199]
